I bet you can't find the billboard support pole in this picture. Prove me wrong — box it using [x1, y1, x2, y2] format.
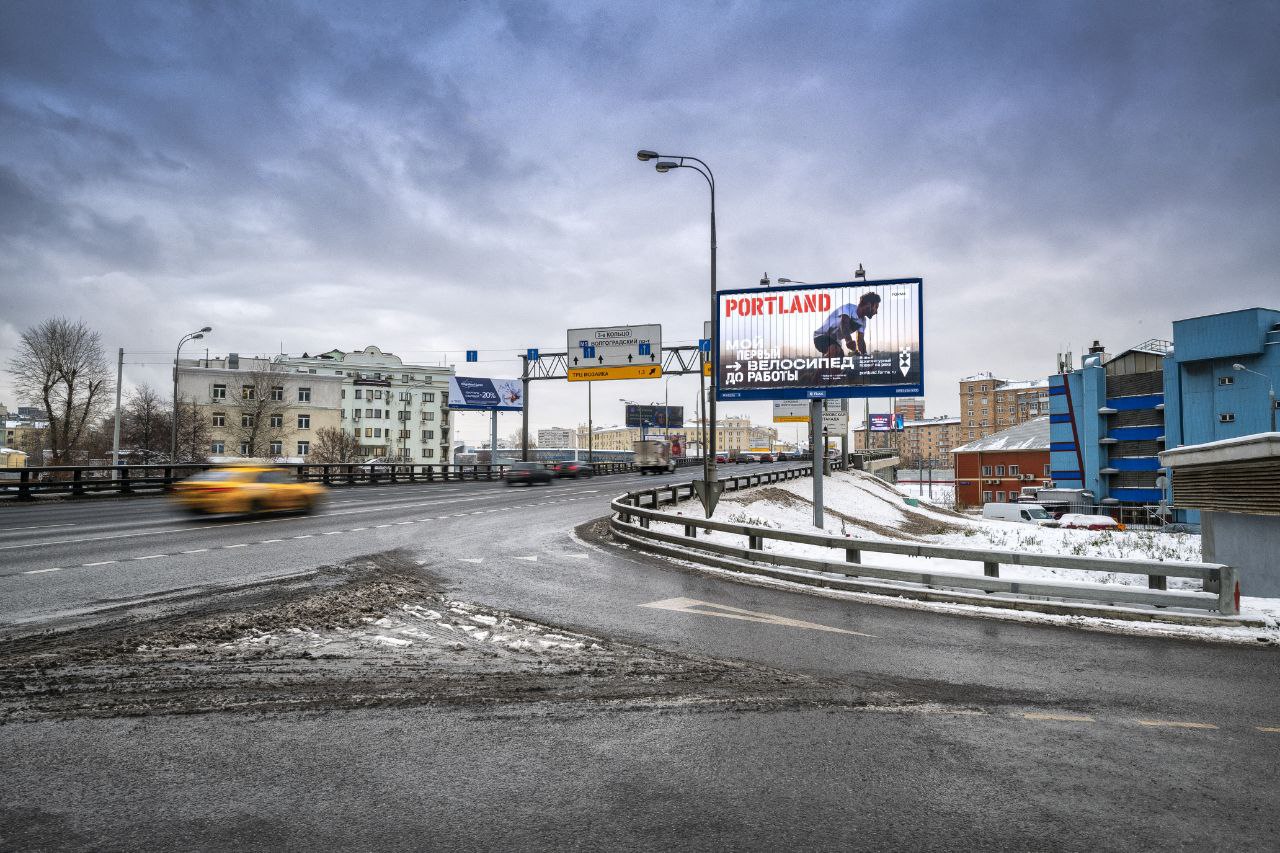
[520, 355, 530, 462]
[491, 409, 498, 466]
[811, 399, 824, 529]
[588, 381, 593, 465]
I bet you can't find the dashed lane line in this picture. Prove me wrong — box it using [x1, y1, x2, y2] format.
[321, 531, 341, 535]
[133, 554, 167, 560]
[223, 543, 248, 549]
[23, 567, 62, 574]
[83, 561, 117, 567]
[260, 539, 284, 544]
[0, 522, 75, 533]
[292, 535, 313, 539]
[1136, 719, 1218, 730]
[1255, 726, 1280, 733]
[1021, 712, 1096, 723]
[182, 548, 208, 554]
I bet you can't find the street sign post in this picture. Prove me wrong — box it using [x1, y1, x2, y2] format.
[566, 324, 663, 382]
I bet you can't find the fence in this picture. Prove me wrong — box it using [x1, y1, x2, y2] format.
[609, 474, 1241, 617]
[0, 456, 710, 501]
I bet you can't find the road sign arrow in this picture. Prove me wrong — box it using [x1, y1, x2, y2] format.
[627, 354, 633, 363]
[598, 355, 604, 364]
[573, 356, 579, 365]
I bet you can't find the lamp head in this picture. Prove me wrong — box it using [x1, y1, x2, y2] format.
[655, 161, 679, 172]
[636, 150, 658, 161]
[854, 263, 866, 280]
[1232, 363, 1246, 371]
[199, 326, 212, 333]
[760, 273, 770, 287]
[191, 333, 204, 341]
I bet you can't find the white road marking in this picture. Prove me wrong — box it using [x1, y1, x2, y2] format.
[512, 556, 538, 562]
[1258, 726, 1280, 733]
[23, 567, 62, 574]
[133, 554, 167, 560]
[224, 543, 248, 549]
[1022, 712, 1095, 723]
[322, 531, 341, 535]
[375, 524, 392, 528]
[561, 554, 590, 559]
[459, 558, 484, 564]
[395, 521, 415, 525]
[182, 548, 208, 554]
[639, 597, 875, 637]
[350, 527, 368, 532]
[260, 539, 284, 544]
[0, 522, 75, 532]
[1135, 719, 1217, 730]
[292, 535, 313, 539]
[83, 560, 117, 567]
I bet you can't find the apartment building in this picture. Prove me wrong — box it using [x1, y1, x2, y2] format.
[576, 415, 756, 455]
[958, 373, 1050, 443]
[852, 416, 963, 464]
[176, 354, 343, 461]
[537, 427, 577, 449]
[281, 346, 453, 463]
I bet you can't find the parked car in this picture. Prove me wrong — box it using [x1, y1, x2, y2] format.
[757, 452, 775, 463]
[982, 502, 1056, 526]
[170, 466, 326, 516]
[715, 454, 728, 463]
[503, 461, 553, 486]
[1058, 513, 1123, 531]
[552, 461, 593, 479]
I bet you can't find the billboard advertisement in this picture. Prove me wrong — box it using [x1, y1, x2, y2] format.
[716, 278, 923, 401]
[447, 377, 524, 411]
[625, 404, 684, 429]
[869, 413, 893, 431]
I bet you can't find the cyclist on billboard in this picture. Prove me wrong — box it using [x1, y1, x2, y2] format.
[813, 292, 880, 357]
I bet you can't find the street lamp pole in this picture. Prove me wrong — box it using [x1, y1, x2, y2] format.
[637, 149, 720, 514]
[1233, 363, 1277, 432]
[171, 326, 211, 463]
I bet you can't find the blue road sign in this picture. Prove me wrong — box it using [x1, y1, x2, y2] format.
[465, 350, 478, 362]
[698, 338, 711, 353]
[583, 345, 596, 358]
[638, 342, 651, 356]
[527, 348, 539, 361]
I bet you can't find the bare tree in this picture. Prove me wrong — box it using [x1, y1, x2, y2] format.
[7, 318, 113, 464]
[174, 395, 210, 463]
[122, 383, 169, 461]
[228, 363, 289, 457]
[310, 426, 360, 463]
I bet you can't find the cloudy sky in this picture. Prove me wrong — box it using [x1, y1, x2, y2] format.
[2, 0, 1277, 444]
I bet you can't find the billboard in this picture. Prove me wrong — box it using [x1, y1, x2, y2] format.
[448, 377, 524, 411]
[625, 404, 684, 429]
[716, 278, 923, 401]
[567, 324, 663, 382]
[869, 413, 893, 431]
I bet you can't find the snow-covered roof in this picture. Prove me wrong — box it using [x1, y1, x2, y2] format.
[960, 372, 998, 382]
[903, 417, 961, 428]
[996, 378, 1049, 391]
[951, 417, 1050, 454]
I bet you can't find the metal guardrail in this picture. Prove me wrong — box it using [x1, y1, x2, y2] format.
[0, 457, 707, 501]
[609, 474, 1241, 617]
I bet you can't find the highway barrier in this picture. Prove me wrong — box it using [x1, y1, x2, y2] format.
[609, 472, 1242, 618]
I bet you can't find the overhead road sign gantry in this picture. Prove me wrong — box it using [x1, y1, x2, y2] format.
[715, 277, 924, 401]
[566, 324, 663, 382]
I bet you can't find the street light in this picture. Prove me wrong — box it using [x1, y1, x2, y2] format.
[1232, 363, 1277, 432]
[636, 147, 720, 514]
[777, 277, 808, 285]
[172, 326, 212, 463]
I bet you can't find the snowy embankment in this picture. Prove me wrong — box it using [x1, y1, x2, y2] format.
[643, 469, 1280, 640]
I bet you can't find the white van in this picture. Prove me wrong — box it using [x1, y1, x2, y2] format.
[982, 502, 1056, 526]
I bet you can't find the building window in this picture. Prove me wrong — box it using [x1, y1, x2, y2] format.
[298, 387, 311, 402]
[355, 389, 363, 399]
[423, 448, 434, 458]
[383, 410, 390, 419]
[271, 386, 284, 401]
[980, 385, 988, 392]
[422, 430, 434, 440]
[996, 491, 1006, 501]
[212, 384, 226, 400]
[269, 440, 282, 456]
[212, 413, 225, 427]
[1218, 376, 1234, 386]
[241, 414, 254, 428]
[422, 392, 435, 402]
[374, 390, 383, 400]
[365, 408, 375, 418]
[996, 465, 1005, 476]
[270, 414, 283, 429]
[242, 385, 255, 400]
[423, 411, 435, 421]
[1218, 413, 1236, 423]
[365, 428, 373, 438]
[212, 441, 224, 454]
[982, 491, 993, 502]
[353, 410, 361, 420]
[297, 414, 310, 429]
[297, 441, 310, 456]
[1044, 464, 1052, 477]
[374, 428, 382, 438]
[1009, 465, 1020, 476]
[239, 442, 250, 455]
[981, 465, 992, 476]
[341, 389, 346, 399]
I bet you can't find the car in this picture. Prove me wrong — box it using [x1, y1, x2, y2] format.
[503, 461, 553, 486]
[170, 466, 326, 516]
[1058, 513, 1123, 531]
[715, 454, 728, 463]
[982, 502, 1056, 526]
[757, 452, 775, 463]
[552, 461, 593, 479]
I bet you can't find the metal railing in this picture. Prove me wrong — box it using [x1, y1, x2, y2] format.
[0, 456, 708, 501]
[609, 473, 1241, 617]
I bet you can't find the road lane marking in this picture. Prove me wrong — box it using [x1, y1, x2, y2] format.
[459, 558, 484, 564]
[0, 522, 75, 532]
[260, 539, 284, 544]
[350, 527, 368, 532]
[133, 554, 167, 560]
[513, 556, 538, 562]
[292, 535, 313, 539]
[562, 554, 590, 559]
[639, 597, 875, 637]
[23, 567, 62, 574]
[223, 543, 248, 549]
[375, 524, 392, 528]
[83, 560, 117, 567]
[182, 548, 209, 554]
[1256, 726, 1280, 733]
[322, 531, 341, 535]
[395, 521, 415, 525]
[1022, 712, 1095, 723]
[1135, 719, 1217, 730]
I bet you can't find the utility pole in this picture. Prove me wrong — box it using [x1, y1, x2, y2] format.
[111, 347, 123, 468]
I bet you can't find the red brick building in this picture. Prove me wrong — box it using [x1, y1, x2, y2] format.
[952, 417, 1051, 507]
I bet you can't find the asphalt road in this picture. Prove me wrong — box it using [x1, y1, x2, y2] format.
[2, 465, 1278, 851]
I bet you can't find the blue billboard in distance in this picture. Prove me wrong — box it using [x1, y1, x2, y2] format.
[448, 377, 524, 411]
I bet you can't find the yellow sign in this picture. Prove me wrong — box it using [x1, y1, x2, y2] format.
[567, 364, 664, 382]
[703, 360, 712, 377]
[773, 415, 809, 423]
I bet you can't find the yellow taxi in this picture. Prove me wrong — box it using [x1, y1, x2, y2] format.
[170, 466, 326, 516]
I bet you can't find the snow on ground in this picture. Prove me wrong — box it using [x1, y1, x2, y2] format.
[644, 469, 1280, 638]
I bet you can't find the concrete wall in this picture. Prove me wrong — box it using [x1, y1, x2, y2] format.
[1201, 511, 1280, 598]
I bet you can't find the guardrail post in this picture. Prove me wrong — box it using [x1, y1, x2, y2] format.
[846, 548, 860, 564]
[983, 561, 999, 578]
[1148, 575, 1167, 591]
[118, 466, 133, 494]
[684, 523, 697, 538]
[639, 515, 650, 529]
[17, 469, 32, 500]
[749, 534, 763, 550]
[1217, 566, 1239, 616]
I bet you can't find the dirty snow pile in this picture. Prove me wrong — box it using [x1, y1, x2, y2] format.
[647, 469, 1280, 635]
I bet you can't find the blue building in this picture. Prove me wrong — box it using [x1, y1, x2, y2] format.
[1048, 340, 1171, 511]
[1047, 308, 1280, 521]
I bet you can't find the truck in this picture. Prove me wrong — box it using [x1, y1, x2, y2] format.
[633, 439, 676, 475]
